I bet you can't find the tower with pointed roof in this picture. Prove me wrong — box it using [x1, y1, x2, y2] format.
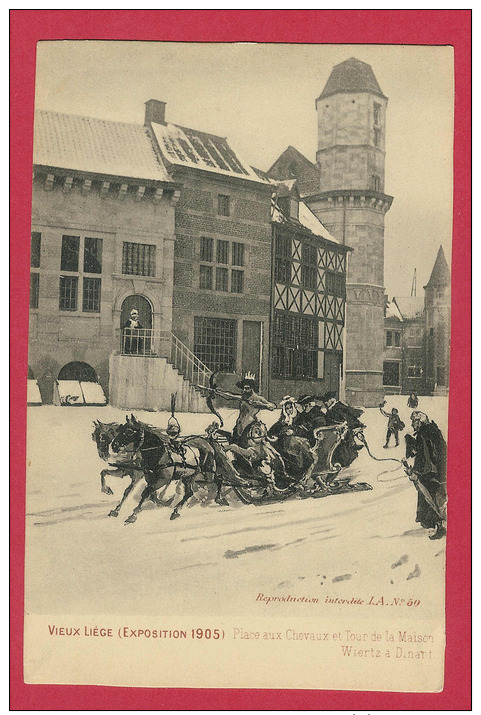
[305, 57, 393, 406]
[424, 245, 451, 394]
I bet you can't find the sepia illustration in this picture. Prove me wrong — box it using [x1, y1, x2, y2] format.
[25, 42, 453, 691]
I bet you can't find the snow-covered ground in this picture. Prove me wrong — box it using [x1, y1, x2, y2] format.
[25, 395, 448, 619]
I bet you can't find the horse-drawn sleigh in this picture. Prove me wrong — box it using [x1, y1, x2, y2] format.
[92, 397, 372, 524]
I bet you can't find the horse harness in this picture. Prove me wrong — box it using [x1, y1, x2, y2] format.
[135, 427, 200, 478]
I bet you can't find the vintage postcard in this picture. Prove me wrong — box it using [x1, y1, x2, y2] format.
[12, 17, 470, 705]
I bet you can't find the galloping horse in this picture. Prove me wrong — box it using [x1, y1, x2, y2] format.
[92, 419, 149, 517]
[110, 415, 228, 523]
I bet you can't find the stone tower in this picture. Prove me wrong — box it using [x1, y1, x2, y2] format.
[424, 245, 451, 395]
[306, 58, 393, 407]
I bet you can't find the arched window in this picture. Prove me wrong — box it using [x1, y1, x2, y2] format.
[58, 361, 97, 382]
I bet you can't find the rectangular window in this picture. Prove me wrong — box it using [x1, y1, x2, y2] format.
[218, 194, 230, 216]
[31, 232, 41, 268]
[200, 236, 214, 262]
[276, 233, 291, 257]
[216, 239, 229, 264]
[335, 273, 345, 297]
[232, 242, 244, 267]
[122, 242, 156, 276]
[408, 365, 423, 378]
[215, 267, 228, 292]
[373, 102, 381, 125]
[386, 330, 392, 347]
[231, 269, 244, 294]
[82, 277, 101, 312]
[394, 331, 401, 347]
[194, 317, 236, 372]
[275, 258, 290, 284]
[326, 271, 336, 294]
[84, 237, 103, 274]
[61, 235, 80, 272]
[374, 128, 381, 147]
[372, 175, 380, 191]
[272, 312, 318, 378]
[59, 276, 78, 311]
[30, 272, 39, 308]
[302, 243, 317, 265]
[199, 265, 213, 290]
[383, 361, 400, 387]
[301, 264, 317, 291]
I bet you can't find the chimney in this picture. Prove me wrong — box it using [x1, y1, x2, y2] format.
[144, 99, 166, 126]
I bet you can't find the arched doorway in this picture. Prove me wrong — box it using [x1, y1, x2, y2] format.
[120, 295, 152, 329]
[58, 361, 97, 382]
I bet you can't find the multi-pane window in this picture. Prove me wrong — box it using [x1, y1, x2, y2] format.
[325, 271, 344, 297]
[30, 272, 39, 309]
[59, 276, 78, 311]
[194, 317, 236, 372]
[386, 330, 401, 348]
[301, 243, 317, 290]
[232, 242, 244, 266]
[200, 236, 214, 262]
[199, 237, 244, 293]
[122, 242, 155, 276]
[59, 234, 103, 313]
[200, 265, 213, 290]
[215, 267, 228, 292]
[30, 232, 41, 308]
[272, 312, 318, 379]
[216, 240, 229, 264]
[231, 270, 244, 294]
[218, 194, 230, 216]
[82, 277, 102, 312]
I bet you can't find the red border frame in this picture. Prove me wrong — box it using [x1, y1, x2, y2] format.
[10, 10, 471, 710]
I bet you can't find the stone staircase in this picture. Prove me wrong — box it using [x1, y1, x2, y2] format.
[108, 331, 211, 412]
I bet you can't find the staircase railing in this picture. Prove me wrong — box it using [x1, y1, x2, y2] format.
[117, 328, 212, 389]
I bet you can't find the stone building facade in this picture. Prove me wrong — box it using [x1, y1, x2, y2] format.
[30, 110, 178, 404]
[145, 100, 274, 394]
[382, 246, 451, 396]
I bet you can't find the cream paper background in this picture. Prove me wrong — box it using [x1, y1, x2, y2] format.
[25, 42, 453, 692]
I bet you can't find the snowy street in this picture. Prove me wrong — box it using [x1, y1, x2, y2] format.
[25, 396, 447, 620]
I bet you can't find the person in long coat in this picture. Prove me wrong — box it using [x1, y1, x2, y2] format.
[404, 411, 447, 540]
[122, 308, 144, 354]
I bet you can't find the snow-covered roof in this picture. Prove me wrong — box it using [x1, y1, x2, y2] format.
[271, 198, 340, 245]
[150, 122, 267, 183]
[393, 296, 424, 320]
[34, 110, 171, 182]
[298, 202, 339, 243]
[385, 300, 403, 321]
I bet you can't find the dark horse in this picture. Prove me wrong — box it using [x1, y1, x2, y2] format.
[110, 415, 228, 523]
[92, 419, 160, 518]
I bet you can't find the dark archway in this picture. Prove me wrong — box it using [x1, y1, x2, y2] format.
[58, 361, 97, 382]
[120, 295, 153, 330]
